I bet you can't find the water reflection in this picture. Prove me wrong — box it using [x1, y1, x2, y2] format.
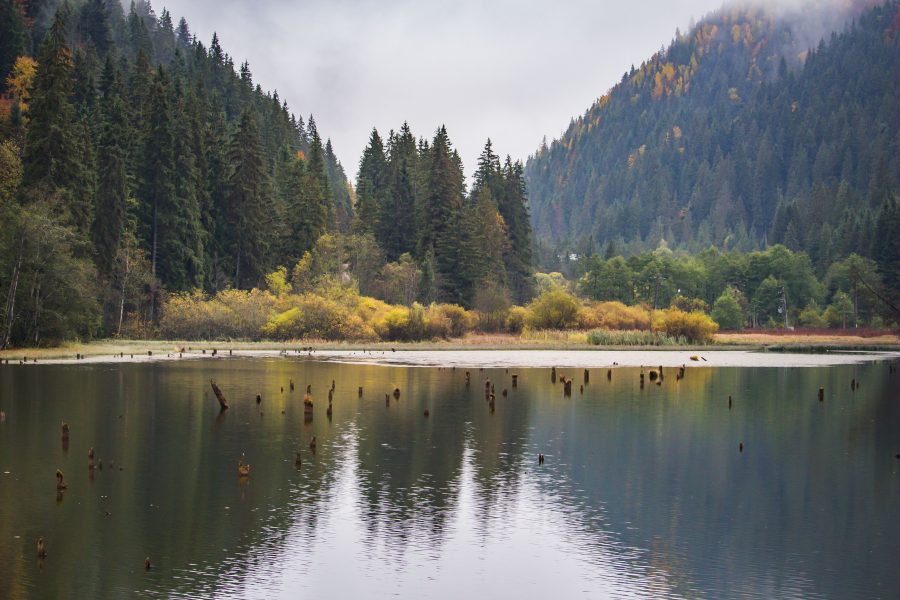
[0, 358, 898, 599]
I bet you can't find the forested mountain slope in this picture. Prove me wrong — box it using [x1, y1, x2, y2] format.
[525, 0, 900, 273]
[0, 0, 353, 344]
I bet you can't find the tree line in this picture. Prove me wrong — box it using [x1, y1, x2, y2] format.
[525, 1, 900, 306]
[0, 0, 354, 346]
[0, 0, 535, 347]
[576, 244, 895, 329]
[354, 127, 533, 308]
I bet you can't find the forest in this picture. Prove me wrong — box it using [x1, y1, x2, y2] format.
[525, 1, 900, 291]
[0, 0, 897, 348]
[0, 0, 536, 346]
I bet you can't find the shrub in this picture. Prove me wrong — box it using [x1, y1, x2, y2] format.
[505, 306, 528, 334]
[652, 308, 718, 343]
[798, 300, 827, 328]
[262, 295, 374, 340]
[354, 295, 394, 328]
[428, 303, 472, 338]
[671, 294, 710, 314]
[825, 291, 854, 328]
[526, 288, 581, 330]
[375, 303, 428, 341]
[578, 301, 652, 330]
[711, 288, 745, 330]
[160, 289, 277, 340]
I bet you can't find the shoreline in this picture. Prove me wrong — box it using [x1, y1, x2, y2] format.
[1, 333, 898, 365]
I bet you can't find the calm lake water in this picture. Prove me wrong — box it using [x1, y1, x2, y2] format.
[1, 354, 899, 599]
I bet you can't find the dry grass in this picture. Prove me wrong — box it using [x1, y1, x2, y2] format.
[716, 331, 900, 346]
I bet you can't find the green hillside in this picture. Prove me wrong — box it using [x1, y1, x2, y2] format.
[524, 0, 900, 281]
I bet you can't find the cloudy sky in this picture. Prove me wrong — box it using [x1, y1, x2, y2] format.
[159, 0, 725, 179]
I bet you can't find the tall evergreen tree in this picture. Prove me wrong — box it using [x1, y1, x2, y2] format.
[138, 66, 203, 291]
[92, 56, 128, 277]
[498, 157, 534, 302]
[305, 116, 333, 231]
[421, 126, 468, 304]
[22, 3, 79, 194]
[354, 127, 387, 236]
[225, 109, 272, 289]
[381, 122, 418, 261]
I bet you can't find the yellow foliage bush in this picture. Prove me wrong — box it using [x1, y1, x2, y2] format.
[375, 304, 427, 341]
[160, 289, 277, 340]
[430, 303, 473, 338]
[578, 301, 652, 330]
[505, 306, 528, 333]
[525, 288, 581, 330]
[651, 308, 718, 343]
[262, 295, 374, 340]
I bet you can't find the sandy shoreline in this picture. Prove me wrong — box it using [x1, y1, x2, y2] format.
[2, 343, 898, 369]
[1, 332, 898, 366]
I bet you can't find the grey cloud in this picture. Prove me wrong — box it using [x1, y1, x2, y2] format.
[158, 0, 726, 179]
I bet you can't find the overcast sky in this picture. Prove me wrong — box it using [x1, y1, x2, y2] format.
[159, 0, 726, 180]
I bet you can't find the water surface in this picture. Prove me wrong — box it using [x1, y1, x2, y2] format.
[1, 355, 899, 598]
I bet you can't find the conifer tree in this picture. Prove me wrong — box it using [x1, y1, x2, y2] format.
[22, 3, 79, 194]
[421, 126, 468, 304]
[225, 109, 272, 289]
[354, 128, 387, 236]
[92, 56, 128, 277]
[324, 139, 353, 231]
[305, 116, 333, 231]
[381, 122, 418, 261]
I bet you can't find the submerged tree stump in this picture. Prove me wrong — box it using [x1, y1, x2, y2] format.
[210, 380, 229, 410]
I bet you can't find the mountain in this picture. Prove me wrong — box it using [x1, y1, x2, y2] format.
[524, 0, 900, 271]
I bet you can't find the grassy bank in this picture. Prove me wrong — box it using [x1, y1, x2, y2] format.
[2, 331, 898, 361]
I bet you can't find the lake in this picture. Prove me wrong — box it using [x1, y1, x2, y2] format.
[1, 352, 899, 599]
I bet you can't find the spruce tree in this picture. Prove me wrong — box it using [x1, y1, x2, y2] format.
[139, 66, 203, 291]
[354, 128, 387, 236]
[421, 126, 468, 304]
[305, 116, 333, 232]
[92, 56, 128, 277]
[381, 122, 418, 261]
[324, 139, 353, 232]
[225, 109, 272, 289]
[498, 158, 534, 302]
[22, 3, 79, 194]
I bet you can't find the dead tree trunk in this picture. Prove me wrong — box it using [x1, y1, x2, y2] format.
[210, 380, 229, 410]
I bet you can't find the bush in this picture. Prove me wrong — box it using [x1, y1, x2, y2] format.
[671, 295, 710, 314]
[578, 301, 652, 330]
[505, 306, 528, 334]
[472, 279, 511, 332]
[427, 303, 472, 338]
[526, 288, 581, 330]
[161, 289, 278, 340]
[825, 291, 854, 328]
[798, 300, 827, 328]
[652, 308, 718, 343]
[262, 295, 374, 340]
[375, 303, 428, 341]
[711, 288, 745, 330]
